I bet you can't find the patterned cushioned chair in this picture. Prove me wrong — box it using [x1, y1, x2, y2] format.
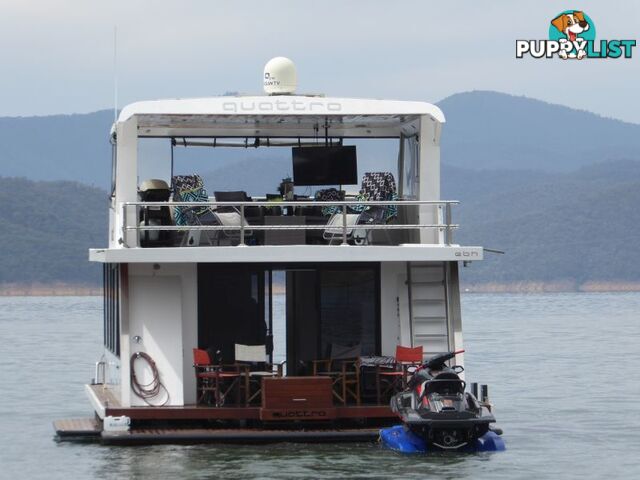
[322, 172, 398, 245]
[351, 172, 398, 220]
[315, 188, 345, 216]
[172, 175, 252, 246]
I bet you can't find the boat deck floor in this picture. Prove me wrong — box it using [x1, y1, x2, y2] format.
[54, 385, 396, 444]
[53, 418, 381, 445]
[86, 384, 396, 421]
[53, 418, 102, 440]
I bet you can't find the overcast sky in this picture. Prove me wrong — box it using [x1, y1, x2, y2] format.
[0, 0, 638, 122]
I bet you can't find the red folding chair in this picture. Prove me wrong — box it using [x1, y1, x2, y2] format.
[375, 345, 423, 404]
[192, 348, 242, 406]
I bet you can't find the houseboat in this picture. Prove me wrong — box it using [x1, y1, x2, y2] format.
[54, 58, 485, 444]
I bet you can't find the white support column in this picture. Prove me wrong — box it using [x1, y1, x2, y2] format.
[418, 115, 443, 244]
[179, 264, 198, 405]
[380, 262, 407, 356]
[115, 117, 138, 248]
[446, 262, 464, 375]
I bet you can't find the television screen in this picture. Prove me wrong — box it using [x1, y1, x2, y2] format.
[292, 146, 358, 186]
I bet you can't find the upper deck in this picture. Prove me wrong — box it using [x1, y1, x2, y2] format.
[91, 94, 483, 263]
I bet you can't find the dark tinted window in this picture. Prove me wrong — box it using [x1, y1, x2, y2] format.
[103, 263, 120, 356]
[319, 268, 378, 356]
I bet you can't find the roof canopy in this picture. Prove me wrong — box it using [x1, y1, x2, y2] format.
[117, 96, 445, 138]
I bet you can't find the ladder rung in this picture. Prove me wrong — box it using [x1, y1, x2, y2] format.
[409, 263, 448, 351]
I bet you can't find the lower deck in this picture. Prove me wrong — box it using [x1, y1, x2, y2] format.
[99, 260, 463, 411]
[55, 384, 395, 444]
[86, 384, 396, 422]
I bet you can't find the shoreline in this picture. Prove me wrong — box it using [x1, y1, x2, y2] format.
[461, 281, 640, 293]
[0, 283, 286, 297]
[2, 281, 640, 297]
[0, 284, 101, 297]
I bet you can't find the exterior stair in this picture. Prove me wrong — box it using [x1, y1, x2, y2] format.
[407, 262, 450, 357]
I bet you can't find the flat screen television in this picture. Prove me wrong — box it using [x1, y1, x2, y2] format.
[292, 146, 358, 186]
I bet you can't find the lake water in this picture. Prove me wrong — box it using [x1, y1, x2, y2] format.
[1, 293, 639, 479]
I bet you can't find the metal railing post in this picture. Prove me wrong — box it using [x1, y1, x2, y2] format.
[342, 206, 348, 245]
[136, 204, 141, 246]
[121, 203, 127, 247]
[94, 361, 106, 385]
[445, 202, 453, 245]
[239, 204, 246, 246]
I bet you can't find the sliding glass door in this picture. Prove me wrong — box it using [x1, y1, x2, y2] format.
[286, 264, 379, 373]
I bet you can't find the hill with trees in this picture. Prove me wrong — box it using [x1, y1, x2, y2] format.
[0, 177, 106, 286]
[0, 91, 638, 290]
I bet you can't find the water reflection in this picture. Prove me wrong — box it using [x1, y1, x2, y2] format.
[94, 442, 484, 480]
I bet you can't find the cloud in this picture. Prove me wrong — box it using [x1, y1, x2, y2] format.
[0, 0, 637, 122]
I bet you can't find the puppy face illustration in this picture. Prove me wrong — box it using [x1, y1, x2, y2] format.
[551, 11, 590, 42]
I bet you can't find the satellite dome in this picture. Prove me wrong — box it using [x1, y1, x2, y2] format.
[263, 57, 297, 95]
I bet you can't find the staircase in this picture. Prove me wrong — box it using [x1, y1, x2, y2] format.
[407, 262, 450, 356]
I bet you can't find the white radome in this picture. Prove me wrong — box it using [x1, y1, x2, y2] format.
[263, 57, 297, 95]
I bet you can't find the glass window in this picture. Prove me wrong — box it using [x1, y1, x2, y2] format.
[319, 268, 378, 356]
[103, 263, 120, 356]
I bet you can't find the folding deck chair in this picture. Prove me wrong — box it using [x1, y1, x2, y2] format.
[312, 343, 362, 405]
[234, 344, 283, 406]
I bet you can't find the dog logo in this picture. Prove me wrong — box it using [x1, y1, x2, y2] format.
[549, 11, 594, 59]
[516, 10, 635, 60]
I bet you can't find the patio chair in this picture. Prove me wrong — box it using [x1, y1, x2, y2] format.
[322, 172, 398, 245]
[375, 345, 423, 404]
[315, 188, 345, 216]
[312, 343, 362, 405]
[234, 344, 284, 406]
[192, 348, 242, 406]
[172, 175, 253, 246]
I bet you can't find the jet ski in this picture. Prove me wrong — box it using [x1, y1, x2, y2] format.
[380, 349, 505, 452]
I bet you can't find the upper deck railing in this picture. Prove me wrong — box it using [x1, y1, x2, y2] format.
[120, 199, 459, 248]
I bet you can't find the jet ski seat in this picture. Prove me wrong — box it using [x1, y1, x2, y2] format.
[424, 372, 466, 395]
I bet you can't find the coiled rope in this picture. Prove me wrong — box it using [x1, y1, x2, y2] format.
[130, 352, 170, 406]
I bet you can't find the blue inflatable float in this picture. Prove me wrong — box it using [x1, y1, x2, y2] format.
[379, 425, 505, 453]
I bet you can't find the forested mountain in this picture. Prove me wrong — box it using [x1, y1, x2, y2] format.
[0, 91, 638, 288]
[2, 159, 638, 287]
[0, 178, 106, 285]
[0, 110, 113, 187]
[2, 91, 639, 188]
[439, 91, 640, 172]
[445, 160, 640, 285]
